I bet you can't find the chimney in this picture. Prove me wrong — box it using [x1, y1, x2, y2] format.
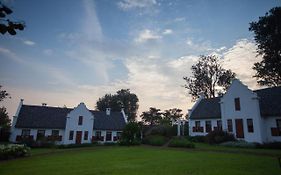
[42, 103, 47, 107]
[106, 108, 111, 116]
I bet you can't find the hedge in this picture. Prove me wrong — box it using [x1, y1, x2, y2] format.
[0, 144, 31, 160]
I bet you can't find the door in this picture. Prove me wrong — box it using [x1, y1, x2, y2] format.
[235, 119, 244, 138]
[76, 131, 82, 144]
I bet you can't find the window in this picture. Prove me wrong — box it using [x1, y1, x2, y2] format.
[22, 129, 30, 136]
[247, 119, 254, 133]
[205, 121, 212, 133]
[106, 131, 112, 141]
[69, 130, 74, 140]
[277, 119, 281, 131]
[117, 132, 122, 140]
[217, 120, 222, 131]
[84, 131, 88, 140]
[96, 131, 101, 138]
[37, 130, 45, 140]
[78, 116, 83, 125]
[52, 130, 59, 136]
[234, 98, 241, 111]
[195, 121, 200, 128]
[227, 119, 233, 132]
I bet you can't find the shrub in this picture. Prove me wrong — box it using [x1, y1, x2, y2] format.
[142, 135, 168, 146]
[186, 136, 206, 143]
[220, 141, 257, 148]
[256, 142, 281, 149]
[0, 144, 30, 160]
[168, 137, 195, 148]
[119, 122, 141, 146]
[149, 125, 177, 137]
[205, 130, 235, 144]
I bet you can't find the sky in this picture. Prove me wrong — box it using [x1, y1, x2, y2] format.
[0, 0, 280, 119]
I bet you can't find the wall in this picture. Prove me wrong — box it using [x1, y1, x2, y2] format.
[263, 117, 281, 142]
[220, 80, 263, 143]
[189, 118, 221, 136]
[92, 130, 122, 142]
[64, 103, 94, 145]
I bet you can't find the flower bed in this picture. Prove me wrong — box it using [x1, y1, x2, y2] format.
[0, 144, 31, 160]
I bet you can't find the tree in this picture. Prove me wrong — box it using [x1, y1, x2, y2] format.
[161, 108, 183, 125]
[249, 7, 281, 86]
[0, 85, 11, 141]
[96, 89, 139, 121]
[0, 2, 25, 35]
[183, 55, 236, 100]
[140, 107, 162, 126]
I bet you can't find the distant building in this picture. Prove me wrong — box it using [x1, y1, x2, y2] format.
[188, 79, 281, 143]
[10, 101, 127, 144]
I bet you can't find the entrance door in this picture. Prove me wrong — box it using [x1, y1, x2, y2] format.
[76, 131, 82, 144]
[235, 119, 244, 138]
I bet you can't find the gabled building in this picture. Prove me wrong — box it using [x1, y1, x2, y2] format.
[188, 79, 281, 143]
[10, 100, 127, 145]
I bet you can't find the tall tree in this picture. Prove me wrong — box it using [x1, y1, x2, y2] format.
[0, 85, 11, 141]
[161, 108, 183, 125]
[249, 7, 281, 86]
[96, 89, 139, 121]
[183, 55, 236, 100]
[0, 2, 25, 35]
[140, 107, 162, 126]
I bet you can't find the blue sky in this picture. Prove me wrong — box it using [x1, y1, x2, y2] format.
[0, 0, 280, 117]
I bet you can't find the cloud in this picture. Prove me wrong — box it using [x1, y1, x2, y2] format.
[135, 29, 162, 43]
[162, 29, 173, 35]
[43, 49, 53, 56]
[23, 40, 35, 46]
[118, 0, 157, 11]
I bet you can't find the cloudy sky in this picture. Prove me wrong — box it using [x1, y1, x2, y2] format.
[0, 0, 280, 118]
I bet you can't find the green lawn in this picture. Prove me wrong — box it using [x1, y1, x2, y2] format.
[0, 146, 280, 175]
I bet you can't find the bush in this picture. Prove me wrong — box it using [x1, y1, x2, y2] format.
[148, 125, 177, 137]
[142, 135, 168, 146]
[0, 144, 30, 160]
[168, 137, 195, 148]
[256, 142, 281, 149]
[186, 136, 206, 143]
[205, 130, 235, 144]
[220, 141, 257, 148]
[119, 122, 141, 146]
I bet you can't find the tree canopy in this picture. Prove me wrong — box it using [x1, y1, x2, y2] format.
[249, 7, 281, 86]
[161, 108, 183, 125]
[96, 89, 139, 121]
[183, 55, 236, 100]
[0, 85, 11, 141]
[140, 107, 162, 126]
[0, 2, 25, 35]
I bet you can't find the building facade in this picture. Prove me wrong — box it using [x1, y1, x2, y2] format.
[10, 100, 127, 145]
[188, 79, 281, 143]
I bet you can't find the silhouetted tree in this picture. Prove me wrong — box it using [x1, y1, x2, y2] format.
[0, 85, 11, 141]
[161, 108, 183, 125]
[249, 7, 281, 86]
[0, 2, 25, 35]
[183, 55, 236, 100]
[140, 107, 162, 126]
[96, 89, 139, 121]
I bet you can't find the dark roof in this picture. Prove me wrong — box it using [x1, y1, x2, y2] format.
[91, 111, 126, 131]
[189, 97, 221, 120]
[254, 86, 281, 117]
[15, 105, 71, 129]
[15, 105, 126, 130]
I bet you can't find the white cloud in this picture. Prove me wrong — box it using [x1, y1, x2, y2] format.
[162, 29, 173, 35]
[118, 0, 157, 11]
[135, 29, 162, 43]
[23, 40, 35, 46]
[185, 38, 213, 52]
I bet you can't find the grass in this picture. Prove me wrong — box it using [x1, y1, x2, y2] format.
[0, 146, 280, 175]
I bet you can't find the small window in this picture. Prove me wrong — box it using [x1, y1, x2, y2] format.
[205, 121, 212, 133]
[52, 130, 59, 136]
[69, 130, 74, 140]
[227, 119, 233, 132]
[84, 131, 88, 140]
[234, 98, 241, 111]
[106, 131, 112, 141]
[96, 131, 101, 138]
[247, 119, 254, 133]
[78, 116, 83, 125]
[37, 130, 45, 140]
[217, 120, 222, 131]
[22, 129, 30, 136]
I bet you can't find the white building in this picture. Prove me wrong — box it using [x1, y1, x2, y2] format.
[10, 100, 127, 145]
[188, 79, 281, 143]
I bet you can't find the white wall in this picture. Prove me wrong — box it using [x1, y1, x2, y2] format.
[64, 103, 94, 145]
[263, 117, 281, 142]
[189, 118, 221, 136]
[220, 80, 263, 143]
